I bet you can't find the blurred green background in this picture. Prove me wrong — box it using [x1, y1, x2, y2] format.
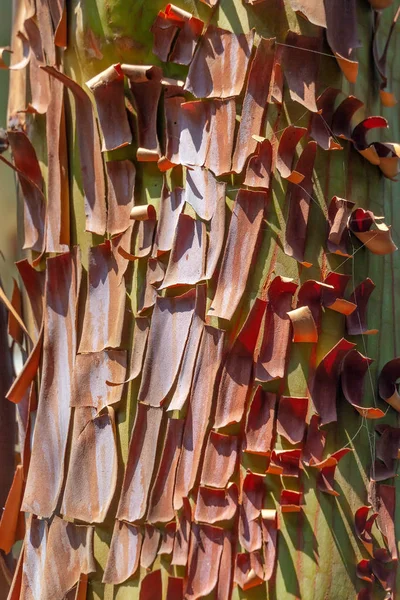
[0, 0, 17, 297]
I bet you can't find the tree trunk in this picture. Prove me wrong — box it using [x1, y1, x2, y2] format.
[2, 1, 400, 599]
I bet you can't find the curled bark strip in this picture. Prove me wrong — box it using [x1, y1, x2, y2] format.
[159, 215, 206, 289]
[331, 96, 364, 140]
[310, 87, 343, 151]
[341, 350, 384, 418]
[288, 306, 318, 343]
[377, 484, 397, 561]
[238, 477, 264, 552]
[43, 66, 106, 235]
[325, 0, 360, 82]
[372, 8, 400, 104]
[86, 64, 132, 151]
[195, 484, 238, 524]
[297, 280, 332, 324]
[154, 186, 185, 255]
[355, 506, 378, 557]
[244, 386, 276, 455]
[288, 0, 326, 27]
[122, 64, 163, 161]
[0, 283, 31, 343]
[234, 551, 264, 590]
[349, 208, 397, 255]
[106, 159, 136, 235]
[79, 241, 126, 353]
[103, 522, 142, 584]
[352, 116, 388, 152]
[374, 142, 400, 180]
[317, 464, 341, 496]
[310, 337, 355, 426]
[276, 126, 307, 183]
[255, 276, 297, 382]
[117, 403, 163, 522]
[209, 189, 267, 321]
[302, 414, 326, 465]
[378, 358, 400, 412]
[185, 524, 224, 599]
[151, 5, 203, 65]
[374, 425, 400, 481]
[243, 139, 273, 189]
[147, 418, 184, 523]
[130, 204, 156, 221]
[185, 25, 254, 99]
[140, 525, 161, 569]
[280, 489, 302, 513]
[138, 289, 196, 406]
[61, 406, 118, 523]
[277, 396, 308, 444]
[216, 528, 234, 599]
[284, 140, 317, 264]
[281, 32, 320, 112]
[71, 350, 127, 408]
[267, 449, 302, 477]
[174, 326, 225, 510]
[185, 167, 219, 220]
[0, 465, 24, 553]
[346, 278, 377, 336]
[0, 46, 12, 69]
[6, 324, 43, 404]
[327, 196, 355, 256]
[356, 560, 374, 583]
[231, 37, 275, 174]
[179, 100, 212, 167]
[322, 272, 356, 315]
[6, 130, 45, 252]
[158, 522, 176, 556]
[268, 58, 284, 105]
[261, 509, 279, 581]
[200, 431, 239, 489]
[22, 251, 80, 518]
[137, 257, 166, 315]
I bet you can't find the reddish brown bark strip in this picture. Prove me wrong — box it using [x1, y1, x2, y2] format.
[355, 506, 378, 557]
[239, 472, 265, 552]
[0, 465, 24, 553]
[147, 418, 185, 523]
[255, 276, 297, 382]
[327, 196, 355, 256]
[377, 484, 397, 561]
[195, 484, 238, 524]
[172, 498, 192, 566]
[6, 325, 43, 405]
[86, 64, 132, 151]
[231, 37, 275, 174]
[16, 259, 45, 334]
[7, 130, 45, 252]
[346, 278, 378, 336]
[288, 0, 326, 26]
[138, 289, 196, 406]
[284, 140, 318, 264]
[310, 338, 355, 426]
[159, 95, 185, 170]
[122, 64, 163, 161]
[208, 189, 266, 321]
[205, 184, 226, 280]
[168, 285, 206, 411]
[288, 306, 318, 343]
[185, 26, 254, 98]
[244, 387, 276, 455]
[378, 358, 400, 412]
[243, 140, 273, 189]
[151, 5, 203, 65]
[179, 100, 212, 167]
[159, 215, 206, 289]
[275, 126, 307, 183]
[310, 87, 343, 151]
[154, 186, 185, 255]
[185, 523, 224, 599]
[140, 526, 161, 569]
[204, 99, 236, 176]
[79, 241, 126, 353]
[45, 75, 70, 252]
[71, 350, 127, 408]
[174, 326, 225, 510]
[234, 551, 264, 590]
[341, 350, 384, 419]
[281, 32, 320, 112]
[349, 208, 397, 255]
[106, 160, 136, 236]
[262, 509, 279, 581]
[61, 407, 118, 523]
[302, 415, 327, 465]
[43, 66, 106, 235]
[22, 251, 80, 517]
[103, 521, 143, 584]
[200, 431, 239, 488]
[277, 396, 308, 444]
[185, 167, 220, 220]
[280, 489, 302, 512]
[325, 0, 360, 80]
[117, 403, 163, 522]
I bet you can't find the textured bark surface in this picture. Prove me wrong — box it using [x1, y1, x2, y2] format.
[1, 1, 400, 599]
